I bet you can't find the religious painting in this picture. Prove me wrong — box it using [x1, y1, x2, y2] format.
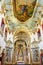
[14, 40, 27, 61]
[5, 47, 12, 63]
[32, 47, 40, 63]
[13, 0, 37, 22]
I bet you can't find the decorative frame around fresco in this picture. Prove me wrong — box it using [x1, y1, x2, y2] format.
[13, 0, 38, 22]
[31, 47, 40, 64]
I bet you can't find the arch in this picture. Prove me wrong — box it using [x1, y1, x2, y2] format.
[14, 26, 30, 36]
[13, 26, 31, 46]
[14, 39, 27, 47]
[12, 26, 31, 63]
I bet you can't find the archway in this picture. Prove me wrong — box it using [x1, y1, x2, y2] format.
[12, 26, 31, 64]
[14, 26, 31, 46]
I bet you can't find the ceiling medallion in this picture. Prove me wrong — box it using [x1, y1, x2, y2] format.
[13, 0, 37, 22]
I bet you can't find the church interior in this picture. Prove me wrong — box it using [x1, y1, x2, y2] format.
[0, 0, 43, 65]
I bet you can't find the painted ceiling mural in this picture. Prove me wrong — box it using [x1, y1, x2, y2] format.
[13, 0, 37, 22]
[1, 0, 43, 32]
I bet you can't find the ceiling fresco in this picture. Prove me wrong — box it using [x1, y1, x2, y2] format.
[2, 0, 43, 32]
[13, 0, 37, 22]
